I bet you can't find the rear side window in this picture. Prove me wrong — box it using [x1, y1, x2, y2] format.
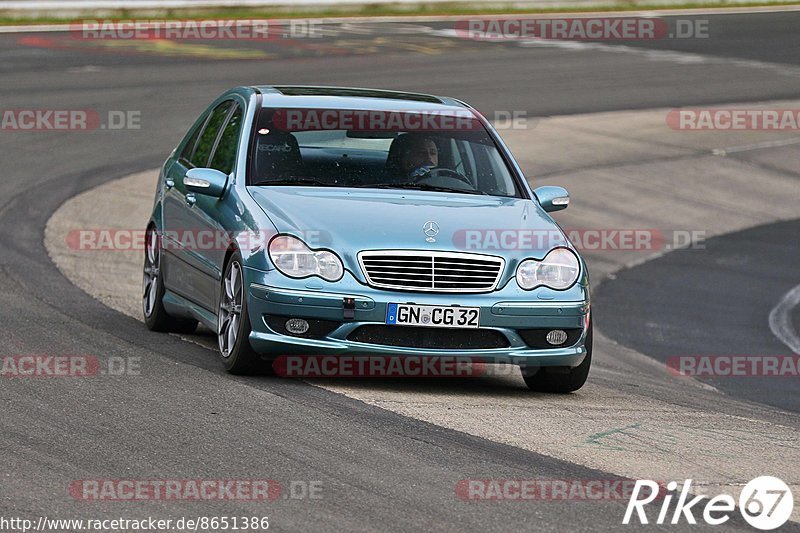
[210, 105, 243, 175]
[180, 113, 208, 162]
[191, 101, 232, 168]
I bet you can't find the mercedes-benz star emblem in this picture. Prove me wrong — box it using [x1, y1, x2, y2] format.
[423, 221, 440, 242]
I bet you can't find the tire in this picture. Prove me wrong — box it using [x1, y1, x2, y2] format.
[521, 319, 592, 393]
[142, 226, 198, 334]
[217, 250, 270, 375]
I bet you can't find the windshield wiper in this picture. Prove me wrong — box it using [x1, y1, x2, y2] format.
[251, 177, 331, 186]
[357, 182, 489, 195]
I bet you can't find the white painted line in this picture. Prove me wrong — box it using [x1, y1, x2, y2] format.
[712, 137, 800, 156]
[431, 25, 800, 81]
[508, 36, 800, 79]
[3, 5, 800, 34]
[0, 23, 72, 32]
[3, 0, 800, 13]
[2, 0, 800, 8]
[769, 283, 800, 355]
[0, 0, 466, 7]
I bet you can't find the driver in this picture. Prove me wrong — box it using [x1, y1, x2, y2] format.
[400, 135, 439, 178]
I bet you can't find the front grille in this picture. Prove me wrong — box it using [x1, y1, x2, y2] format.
[347, 325, 509, 349]
[358, 251, 504, 292]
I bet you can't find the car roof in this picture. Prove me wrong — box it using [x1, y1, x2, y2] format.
[252, 85, 470, 112]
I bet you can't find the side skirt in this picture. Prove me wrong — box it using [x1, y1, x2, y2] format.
[163, 290, 218, 331]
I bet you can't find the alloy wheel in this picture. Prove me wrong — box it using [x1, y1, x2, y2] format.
[218, 260, 243, 358]
[142, 229, 160, 317]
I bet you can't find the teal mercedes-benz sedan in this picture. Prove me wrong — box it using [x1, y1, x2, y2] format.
[143, 86, 591, 392]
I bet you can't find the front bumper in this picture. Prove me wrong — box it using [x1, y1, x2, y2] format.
[245, 268, 590, 368]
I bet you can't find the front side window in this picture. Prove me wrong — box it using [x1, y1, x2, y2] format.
[248, 107, 521, 198]
[210, 105, 243, 175]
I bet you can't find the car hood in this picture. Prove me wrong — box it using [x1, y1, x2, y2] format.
[249, 186, 567, 259]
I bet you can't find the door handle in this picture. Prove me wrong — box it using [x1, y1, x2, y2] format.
[165, 178, 175, 189]
[185, 193, 197, 207]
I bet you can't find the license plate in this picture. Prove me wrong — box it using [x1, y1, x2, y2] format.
[386, 303, 480, 329]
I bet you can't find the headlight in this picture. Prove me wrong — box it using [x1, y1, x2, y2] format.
[268, 235, 344, 282]
[516, 247, 580, 290]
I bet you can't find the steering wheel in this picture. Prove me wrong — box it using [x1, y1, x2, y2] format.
[412, 167, 474, 187]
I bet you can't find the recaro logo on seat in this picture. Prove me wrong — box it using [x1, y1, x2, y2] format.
[258, 142, 292, 153]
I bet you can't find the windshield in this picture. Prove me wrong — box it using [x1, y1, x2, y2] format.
[248, 107, 522, 197]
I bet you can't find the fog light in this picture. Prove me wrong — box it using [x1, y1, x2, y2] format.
[285, 318, 310, 335]
[546, 329, 568, 345]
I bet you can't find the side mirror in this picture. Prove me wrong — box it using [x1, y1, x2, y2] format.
[184, 168, 228, 197]
[533, 186, 570, 213]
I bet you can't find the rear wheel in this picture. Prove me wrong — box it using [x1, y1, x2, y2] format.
[217, 251, 268, 375]
[142, 226, 198, 333]
[521, 319, 592, 393]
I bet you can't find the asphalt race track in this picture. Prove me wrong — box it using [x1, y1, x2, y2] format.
[2, 9, 800, 531]
[596, 219, 800, 413]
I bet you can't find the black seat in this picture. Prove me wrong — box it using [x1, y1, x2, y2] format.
[254, 131, 303, 181]
[384, 133, 414, 176]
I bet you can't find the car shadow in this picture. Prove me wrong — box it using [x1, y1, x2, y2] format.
[187, 325, 587, 398]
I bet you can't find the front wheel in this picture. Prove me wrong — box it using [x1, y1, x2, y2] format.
[217, 251, 268, 375]
[521, 319, 592, 393]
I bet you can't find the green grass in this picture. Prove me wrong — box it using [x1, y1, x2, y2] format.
[1, 0, 798, 25]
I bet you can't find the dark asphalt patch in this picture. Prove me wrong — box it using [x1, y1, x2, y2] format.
[595, 218, 800, 413]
